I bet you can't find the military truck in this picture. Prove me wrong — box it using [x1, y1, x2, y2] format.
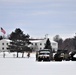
[54, 50, 70, 61]
[36, 49, 53, 61]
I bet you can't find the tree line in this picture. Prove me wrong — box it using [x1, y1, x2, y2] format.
[53, 35, 76, 52]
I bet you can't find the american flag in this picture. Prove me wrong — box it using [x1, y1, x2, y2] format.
[1, 27, 6, 34]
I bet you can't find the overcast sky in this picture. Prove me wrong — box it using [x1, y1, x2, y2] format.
[0, 0, 76, 39]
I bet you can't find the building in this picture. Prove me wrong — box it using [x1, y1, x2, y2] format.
[0, 38, 58, 52]
[0, 39, 11, 52]
[30, 38, 58, 51]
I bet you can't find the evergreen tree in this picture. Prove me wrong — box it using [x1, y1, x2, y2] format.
[8, 28, 31, 58]
[44, 38, 53, 60]
[44, 38, 52, 50]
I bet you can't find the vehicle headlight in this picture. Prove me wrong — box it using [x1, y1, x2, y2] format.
[38, 55, 43, 57]
[44, 55, 49, 57]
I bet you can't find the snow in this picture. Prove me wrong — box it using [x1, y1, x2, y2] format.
[0, 52, 76, 75]
[73, 54, 76, 58]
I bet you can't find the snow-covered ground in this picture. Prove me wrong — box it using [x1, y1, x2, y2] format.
[0, 52, 76, 75]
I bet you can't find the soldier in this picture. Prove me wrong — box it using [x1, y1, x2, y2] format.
[27, 52, 30, 58]
[13, 54, 15, 58]
[3, 52, 5, 58]
[36, 51, 38, 61]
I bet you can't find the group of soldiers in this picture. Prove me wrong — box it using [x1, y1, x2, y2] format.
[3, 52, 30, 58]
[2, 50, 76, 61]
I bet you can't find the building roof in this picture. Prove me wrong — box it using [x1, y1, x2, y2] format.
[0, 39, 12, 42]
[30, 38, 57, 44]
[30, 40, 42, 43]
[50, 40, 57, 43]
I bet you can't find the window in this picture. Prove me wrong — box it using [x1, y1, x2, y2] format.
[6, 48, 9, 50]
[40, 48, 42, 50]
[2, 47, 4, 50]
[2, 43, 4, 45]
[40, 43, 42, 45]
[31, 48, 33, 49]
[31, 43, 33, 45]
[35, 43, 37, 46]
[7, 43, 8, 45]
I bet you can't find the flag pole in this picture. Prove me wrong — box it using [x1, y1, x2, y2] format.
[3, 33, 5, 39]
